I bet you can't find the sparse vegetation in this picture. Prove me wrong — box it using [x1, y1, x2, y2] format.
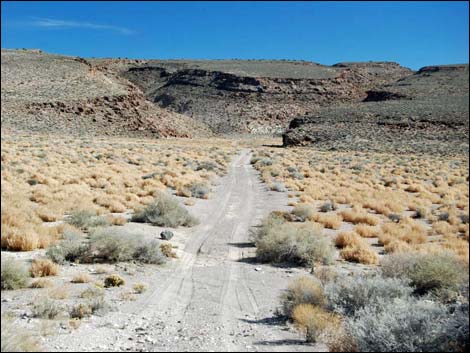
[133, 283, 147, 294]
[280, 276, 326, 318]
[1, 260, 28, 290]
[71, 273, 92, 284]
[46, 231, 85, 264]
[131, 191, 199, 227]
[31, 297, 61, 319]
[254, 214, 333, 265]
[30, 259, 59, 277]
[82, 229, 167, 264]
[160, 242, 178, 258]
[381, 252, 468, 297]
[1, 318, 41, 352]
[104, 274, 125, 288]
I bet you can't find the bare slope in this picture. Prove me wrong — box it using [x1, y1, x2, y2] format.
[283, 64, 469, 155]
[1, 49, 212, 138]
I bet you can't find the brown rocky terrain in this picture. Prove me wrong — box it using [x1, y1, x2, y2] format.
[105, 59, 412, 134]
[1, 49, 212, 138]
[282, 64, 469, 155]
[2, 49, 468, 148]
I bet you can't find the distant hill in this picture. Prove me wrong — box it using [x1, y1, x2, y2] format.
[100, 59, 412, 134]
[2, 49, 468, 149]
[1, 49, 212, 138]
[282, 64, 469, 155]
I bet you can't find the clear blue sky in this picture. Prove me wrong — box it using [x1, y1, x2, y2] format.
[2, 1, 468, 70]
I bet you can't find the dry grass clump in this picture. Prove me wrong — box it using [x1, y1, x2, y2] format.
[71, 273, 92, 284]
[379, 219, 428, 248]
[354, 224, 379, 238]
[292, 203, 315, 221]
[339, 209, 380, 226]
[133, 283, 147, 294]
[334, 232, 363, 248]
[160, 243, 178, 258]
[311, 213, 343, 230]
[30, 258, 59, 277]
[30, 278, 53, 288]
[292, 304, 341, 343]
[48, 285, 70, 299]
[432, 220, 455, 235]
[339, 244, 379, 265]
[107, 215, 127, 226]
[280, 276, 326, 318]
[1, 207, 61, 251]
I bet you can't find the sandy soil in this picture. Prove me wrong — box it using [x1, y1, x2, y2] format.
[36, 149, 324, 352]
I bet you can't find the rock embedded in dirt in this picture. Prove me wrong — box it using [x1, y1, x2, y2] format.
[160, 230, 174, 240]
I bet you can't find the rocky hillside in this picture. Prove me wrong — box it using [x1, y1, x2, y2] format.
[1, 49, 212, 138]
[282, 64, 469, 155]
[100, 59, 412, 134]
[3, 49, 467, 145]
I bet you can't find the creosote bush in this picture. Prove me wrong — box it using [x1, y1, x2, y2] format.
[46, 231, 86, 264]
[346, 297, 460, 352]
[83, 229, 167, 265]
[132, 191, 198, 227]
[66, 210, 109, 231]
[381, 252, 468, 297]
[325, 274, 413, 316]
[254, 214, 333, 266]
[32, 297, 61, 319]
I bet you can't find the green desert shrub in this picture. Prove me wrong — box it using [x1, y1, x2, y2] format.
[132, 191, 198, 227]
[66, 210, 109, 230]
[381, 252, 468, 298]
[31, 298, 61, 319]
[345, 297, 462, 352]
[254, 214, 333, 266]
[1, 260, 28, 290]
[319, 201, 337, 213]
[83, 229, 166, 264]
[325, 274, 413, 316]
[46, 231, 86, 264]
[190, 183, 210, 199]
[134, 240, 167, 264]
[280, 276, 326, 318]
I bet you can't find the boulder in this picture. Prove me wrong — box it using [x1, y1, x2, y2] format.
[160, 230, 174, 240]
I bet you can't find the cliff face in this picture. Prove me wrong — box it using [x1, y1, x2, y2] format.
[114, 60, 413, 134]
[282, 65, 469, 155]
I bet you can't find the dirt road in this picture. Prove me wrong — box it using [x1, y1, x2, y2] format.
[45, 150, 323, 352]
